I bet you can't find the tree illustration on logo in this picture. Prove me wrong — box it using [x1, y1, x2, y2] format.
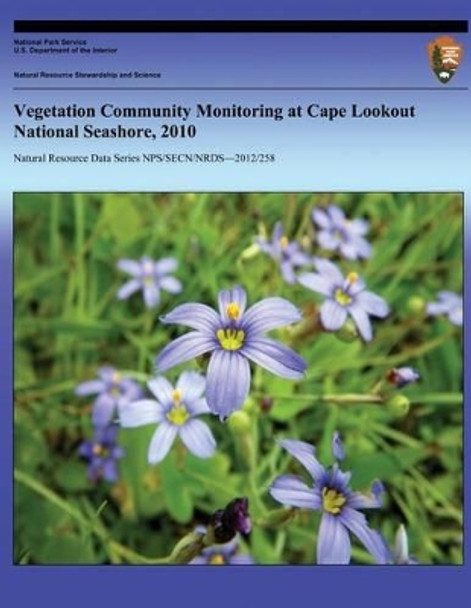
[432, 45, 443, 70]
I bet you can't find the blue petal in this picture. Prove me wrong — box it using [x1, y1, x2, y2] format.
[206, 350, 251, 418]
[218, 286, 247, 323]
[355, 291, 390, 318]
[102, 459, 119, 483]
[92, 393, 116, 426]
[317, 230, 340, 251]
[348, 304, 373, 342]
[327, 205, 346, 226]
[186, 397, 210, 416]
[339, 240, 359, 260]
[278, 439, 325, 481]
[448, 306, 463, 326]
[147, 376, 174, 405]
[97, 366, 117, 382]
[269, 474, 320, 509]
[156, 332, 216, 372]
[437, 291, 461, 304]
[317, 513, 351, 564]
[312, 207, 332, 229]
[242, 337, 306, 379]
[352, 236, 372, 259]
[242, 297, 302, 335]
[160, 303, 220, 333]
[119, 399, 164, 427]
[313, 257, 344, 284]
[75, 379, 106, 396]
[117, 279, 142, 300]
[143, 283, 160, 309]
[320, 299, 348, 331]
[349, 218, 369, 236]
[159, 276, 183, 294]
[147, 422, 178, 463]
[298, 271, 334, 296]
[280, 260, 296, 284]
[180, 419, 216, 458]
[116, 259, 141, 276]
[154, 257, 178, 275]
[176, 370, 206, 402]
[229, 554, 254, 565]
[339, 506, 387, 563]
[272, 221, 284, 242]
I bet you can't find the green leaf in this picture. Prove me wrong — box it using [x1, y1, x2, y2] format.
[54, 461, 92, 492]
[160, 451, 193, 523]
[346, 447, 428, 488]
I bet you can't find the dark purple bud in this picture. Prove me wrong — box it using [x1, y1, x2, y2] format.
[386, 367, 420, 388]
[209, 497, 251, 543]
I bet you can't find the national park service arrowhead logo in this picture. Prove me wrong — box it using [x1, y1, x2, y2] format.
[428, 36, 463, 83]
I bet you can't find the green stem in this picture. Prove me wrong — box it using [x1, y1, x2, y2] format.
[14, 468, 195, 564]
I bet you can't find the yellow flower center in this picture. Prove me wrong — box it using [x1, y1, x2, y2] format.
[92, 444, 109, 457]
[166, 404, 190, 426]
[208, 554, 226, 565]
[334, 288, 352, 307]
[226, 302, 241, 321]
[279, 236, 289, 249]
[217, 328, 245, 351]
[322, 487, 346, 515]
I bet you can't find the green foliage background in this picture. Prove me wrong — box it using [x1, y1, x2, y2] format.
[14, 192, 463, 565]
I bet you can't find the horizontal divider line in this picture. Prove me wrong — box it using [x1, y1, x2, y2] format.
[12, 86, 469, 91]
[14, 19, 469, 34]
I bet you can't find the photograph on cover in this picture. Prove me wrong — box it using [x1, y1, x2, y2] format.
[14, 192, 463, 565]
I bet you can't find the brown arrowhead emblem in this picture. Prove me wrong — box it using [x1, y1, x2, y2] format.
[428, 36, 464, 83]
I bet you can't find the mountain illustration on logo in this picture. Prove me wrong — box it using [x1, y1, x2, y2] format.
[427, 36, 464, 83]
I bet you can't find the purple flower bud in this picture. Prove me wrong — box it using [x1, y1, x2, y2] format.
[210, 497, 251, 543]
[332, 431, 345, 461]
[386, 367, 420, 388]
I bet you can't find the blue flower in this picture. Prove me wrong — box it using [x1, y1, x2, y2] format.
[312, 205, 372, 260]
[426, 291, 463, 326]
[386, 367, 420, 388]
[298, 258, 389, 342]
[190, 528, 254, 565]
[257, 222, 311, 284]
[75, 366, 142, 427]
[117, 256, 182, 309]
[269, 433, 386, 565]
[119, 370, 216, 464]
[155, 286, 307, 419]
[78, 424, 124, 483]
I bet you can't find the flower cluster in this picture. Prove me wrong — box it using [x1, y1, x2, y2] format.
[69, 200, 460, 564]
[76, 365, 140, 482]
